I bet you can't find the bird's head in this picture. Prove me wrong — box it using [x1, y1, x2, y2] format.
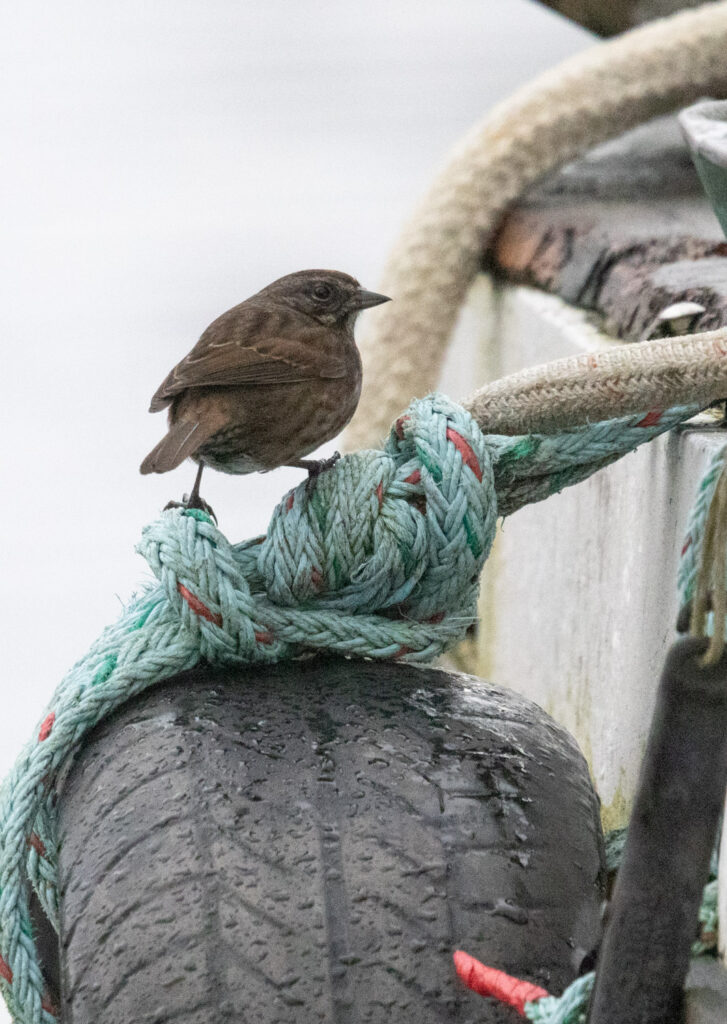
[258, 269, 390, 329]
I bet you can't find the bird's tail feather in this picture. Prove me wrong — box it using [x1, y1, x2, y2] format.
[140, 420, 209, 474]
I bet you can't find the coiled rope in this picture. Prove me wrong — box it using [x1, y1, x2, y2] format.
[344, 0, 727, 450]
[0, 395, 708, 1022]
[6, 4, 727, 1021]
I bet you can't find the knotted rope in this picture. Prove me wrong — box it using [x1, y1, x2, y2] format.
[0, 394, 705, 1023]
[344, 0, 727, 450]
[7, 4, 727, 1019]
[142, 395, 496, 665]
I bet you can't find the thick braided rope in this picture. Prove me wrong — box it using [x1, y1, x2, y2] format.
[490, 402, 700, 516]
[677, 443, 727, 611]
[464, 331, 727, 436]
[344, 1, 727, 449]
[0, 395, 701, 1023]
[524, 973, 594, 1024]
[677, 441, 727, 664]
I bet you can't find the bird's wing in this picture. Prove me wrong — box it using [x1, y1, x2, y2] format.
[149, 302, 347, 412]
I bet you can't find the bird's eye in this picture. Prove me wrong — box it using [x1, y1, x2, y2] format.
[312, 283, 334, 301]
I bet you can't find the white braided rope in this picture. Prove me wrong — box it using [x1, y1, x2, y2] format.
[464, 328, 727, 435]
[343, 1, 727, 449]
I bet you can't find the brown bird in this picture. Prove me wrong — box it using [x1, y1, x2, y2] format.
[140, 269, 390, 512]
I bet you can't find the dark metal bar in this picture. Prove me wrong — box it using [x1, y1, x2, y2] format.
[588, 637, 727, 1024]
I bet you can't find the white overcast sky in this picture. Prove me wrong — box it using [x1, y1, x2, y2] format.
[0, 2, 590, 996]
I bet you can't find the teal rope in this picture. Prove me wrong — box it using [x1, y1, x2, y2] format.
[694, 879, 720, 955]
[0, 393, 703, 1022]
[677, 441, 727, 612]
[603, 825, 627, 874]
[524, 973, 594, 1024]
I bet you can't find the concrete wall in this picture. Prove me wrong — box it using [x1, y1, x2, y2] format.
[440, 276, 727, 959]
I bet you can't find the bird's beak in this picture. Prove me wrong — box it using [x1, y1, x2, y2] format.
[353, 288, 391, 310]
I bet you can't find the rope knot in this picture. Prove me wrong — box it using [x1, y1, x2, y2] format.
[1, 393, 712, 1022]
[139, 505, 286, 662]
[261, 394, 497, 625]
[138, 394, 497, 662]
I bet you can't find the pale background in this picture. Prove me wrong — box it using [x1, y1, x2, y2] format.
[1, 3, 589, 1008]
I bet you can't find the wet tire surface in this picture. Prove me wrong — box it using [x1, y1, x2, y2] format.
[56, 658, 605, 1023]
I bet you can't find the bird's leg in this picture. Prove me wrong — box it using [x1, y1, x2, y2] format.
[187, 462, 206, 507]
[163, 462, 217, 522]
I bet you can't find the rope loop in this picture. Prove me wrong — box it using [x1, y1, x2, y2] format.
[0, 393, 710, 1023]
[345, 0, 727, 449]
[138, 394, 495, 666]
[262, 393, 496, 621]
[140, 509, 287, 662]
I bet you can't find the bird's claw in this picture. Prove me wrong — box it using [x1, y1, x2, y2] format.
[306, 451, 341, 478]
[304, 451, 341, 496]
[164, 495, 218, 524]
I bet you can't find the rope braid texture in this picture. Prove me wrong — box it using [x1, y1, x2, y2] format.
[0, 395, 705, 1022]
[4, 4, 727, 1021]
[344, 0, 727, 450]
[679, 442, 727, 663]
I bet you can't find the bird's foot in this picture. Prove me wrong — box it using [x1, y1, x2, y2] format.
[301, 451, 341, 496]
[164, 494, 218, 524]
[307, 451, 341, 477]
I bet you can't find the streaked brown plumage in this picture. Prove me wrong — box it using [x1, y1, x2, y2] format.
[140, 269, 389, 510]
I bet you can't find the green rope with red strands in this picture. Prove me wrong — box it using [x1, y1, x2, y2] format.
[0, 393, 704, 1023]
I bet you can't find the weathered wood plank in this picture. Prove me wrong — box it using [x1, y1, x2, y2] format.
[492, 116, 727, 340]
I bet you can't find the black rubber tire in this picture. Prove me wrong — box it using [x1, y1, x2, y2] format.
[55, 658, 605, 1023]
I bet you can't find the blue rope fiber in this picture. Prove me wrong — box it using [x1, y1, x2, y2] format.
[0, 393, 703, 1022]
[524, 973, 594, 1024]
[678, 441, 727, 612]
